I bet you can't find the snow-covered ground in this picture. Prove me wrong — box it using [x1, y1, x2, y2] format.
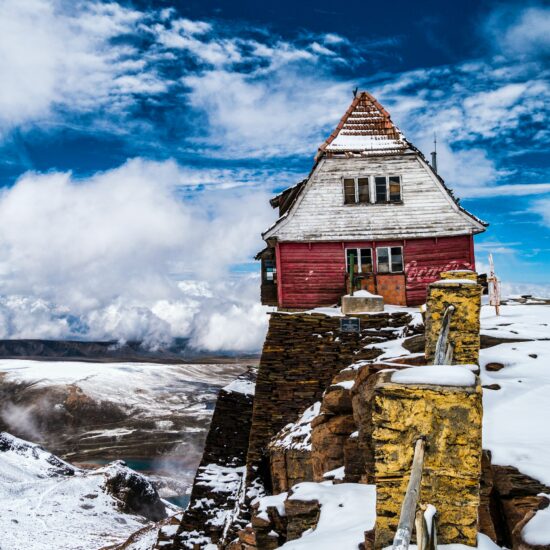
[479, 307, 550, 485]
[0, 360, 246, 419]
[0, 360, 247, 462]
[254, 300, 550, 550]
[0, 432, 173, 550]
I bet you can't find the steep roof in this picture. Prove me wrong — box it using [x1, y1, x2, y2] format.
[315, 91, 411, 160]
[262, 90, 487, 242]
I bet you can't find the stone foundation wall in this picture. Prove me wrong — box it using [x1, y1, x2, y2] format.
[372, 372, 482, 549]
[246, 310, 416, 489]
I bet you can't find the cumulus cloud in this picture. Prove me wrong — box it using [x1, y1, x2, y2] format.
[461, 184, 550, 198]
[183, 69, 351, 158]
[0, 159, 276, 351]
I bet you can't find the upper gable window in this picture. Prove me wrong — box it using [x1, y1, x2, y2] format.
[374, 176, 402, 203]
[343, 177, 370, 204]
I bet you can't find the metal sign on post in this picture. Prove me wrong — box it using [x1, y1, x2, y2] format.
[340, 317, 361, 333]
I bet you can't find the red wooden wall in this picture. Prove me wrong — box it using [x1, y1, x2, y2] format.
[277, 235, 474, 309]
[404, 235, 474, 305]
[277, 242, 346, 308]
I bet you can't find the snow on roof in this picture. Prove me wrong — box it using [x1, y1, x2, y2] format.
[316, 91, 410, 159]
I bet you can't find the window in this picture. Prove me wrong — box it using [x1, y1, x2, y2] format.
[375, 177, 387, 203]
[358, 178, 370, 203]
[346, 248, 373, 273]
[389, 176, 401, 202]
[374, 176, 402, 203]
[344, 178, 356, 204]
[343, 177, 370, 204]
[376, 246, 404, 273]
[264, 260, 276, 282]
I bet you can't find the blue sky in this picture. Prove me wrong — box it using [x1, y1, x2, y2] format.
[0, 0, 548, 348]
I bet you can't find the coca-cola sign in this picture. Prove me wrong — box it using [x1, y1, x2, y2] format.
[405, 260, 472, 281]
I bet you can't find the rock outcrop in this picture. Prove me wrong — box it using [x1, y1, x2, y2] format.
[103, 460, 167, 521]
[268, 402, 320, 494]
[247, 309, 419, 492]
[170, 370, 257, 549]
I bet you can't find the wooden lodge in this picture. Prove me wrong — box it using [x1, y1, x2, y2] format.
[257, 91, 487, 309]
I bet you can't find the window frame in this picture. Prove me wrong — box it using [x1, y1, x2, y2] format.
[388, 176, 402, 203]
[263, 259, 277, 283]
[345, 247, 374, 274]
[375, 246, 404, 273]
[342, 176, 371, 205]
[343, 175, 402, 205]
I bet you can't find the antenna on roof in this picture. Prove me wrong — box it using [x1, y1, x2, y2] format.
[353, 87, 358, 98]
[431, 133, 438, 174]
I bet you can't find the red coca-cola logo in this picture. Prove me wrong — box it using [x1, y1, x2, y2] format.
[405, 261, 472, 281]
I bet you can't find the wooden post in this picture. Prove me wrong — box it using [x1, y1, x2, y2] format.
[488, 254, 501, 316]
[349, 253, 355, 296]
[415, 509, 428, 550]
[433, 305, 455, 365]
[392, 438, 426, 550]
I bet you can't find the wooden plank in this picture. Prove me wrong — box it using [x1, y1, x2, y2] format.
[392, 438, 426, 550]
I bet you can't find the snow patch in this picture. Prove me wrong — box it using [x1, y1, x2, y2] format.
[281, 481, 376, 549]
[391, 366, 476, 387]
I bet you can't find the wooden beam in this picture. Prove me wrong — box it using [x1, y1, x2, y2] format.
[392, 438, 426, 550]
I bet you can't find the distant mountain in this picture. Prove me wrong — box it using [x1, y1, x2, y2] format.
[0, 338, 260, 364]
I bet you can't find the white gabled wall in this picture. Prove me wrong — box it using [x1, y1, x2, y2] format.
[264, 154, 485, 241]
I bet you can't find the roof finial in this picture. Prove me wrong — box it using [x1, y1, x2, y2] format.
[353, 87, 358, 98]
[431, 132, 438, 174]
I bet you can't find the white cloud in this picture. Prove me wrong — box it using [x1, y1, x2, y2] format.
[0, 159, 276, 351]
[183, 69, 351, 158]
[371, 59, 548, 193]
[530, 197, 550, 228]
[485, 5, 550, 58]
[0, 0, 167, 135]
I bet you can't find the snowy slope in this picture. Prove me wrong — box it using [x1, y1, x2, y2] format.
[479, 305, 550, 486]
[0, 432, 171, 550]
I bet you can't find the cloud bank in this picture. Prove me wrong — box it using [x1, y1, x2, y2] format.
[0, 159, 275, 351]
[0, 1, 548, 350]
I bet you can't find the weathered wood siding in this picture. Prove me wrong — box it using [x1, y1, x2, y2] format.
[404, 235, 474, 305]
[278, 235, 474, 308]
[265, 155, 485, 241]
[279, 242, 346, 308]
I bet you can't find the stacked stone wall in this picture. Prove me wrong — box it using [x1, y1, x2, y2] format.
[246, 310, 415, 489]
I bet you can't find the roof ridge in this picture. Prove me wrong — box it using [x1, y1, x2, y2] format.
[315, 91, 410, 160]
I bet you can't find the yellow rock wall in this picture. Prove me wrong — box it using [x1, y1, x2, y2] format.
[439, 270, 478, 281]
[372, 372, 482, 549]
[425, 277, 482, 365]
